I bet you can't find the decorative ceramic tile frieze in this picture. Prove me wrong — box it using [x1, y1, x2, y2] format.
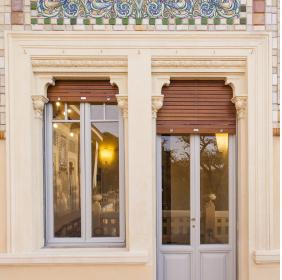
[33, 0, 244, 25]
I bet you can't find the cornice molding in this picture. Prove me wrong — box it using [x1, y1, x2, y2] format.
[31, 58, 127, 68]
[152, 59, 246, 68]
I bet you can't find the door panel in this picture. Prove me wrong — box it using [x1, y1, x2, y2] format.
[200, 253, 228, 280]
[157, 134, 236, 280]
[163, 254, 192, 280]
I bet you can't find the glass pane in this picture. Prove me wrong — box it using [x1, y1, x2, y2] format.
[200, 134, 229, 244]
[52, 101, 65, 120]
[161, 135, 190, 245]
[91, 122, 119, 237]
[67, 103, 80, 120]
[52, 123, 81, 237]
[105, 105, 118, 120]
[90, 105, 104, 120]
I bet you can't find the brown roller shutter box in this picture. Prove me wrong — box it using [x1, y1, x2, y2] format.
[157, 80, 236, 134]
[47, 80, 118, 103]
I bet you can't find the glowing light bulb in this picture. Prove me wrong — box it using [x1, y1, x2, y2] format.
[67, 109, 72, 113]
[70, 132, 74, 137]
[56, 102, 61, 107]
[53, 123, 58, 129]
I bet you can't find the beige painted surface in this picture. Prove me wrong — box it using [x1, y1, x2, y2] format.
[0, 140, 6, 253]
[272, 136, 280, 249]
[0, 265, 152, 280]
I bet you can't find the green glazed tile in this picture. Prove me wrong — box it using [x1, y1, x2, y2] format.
[240, 17, 247, 24]
[44, 18, 51, 25]
[70, 18, 77, 25]
[149, 18, 155, 25]
[135, 18, 142, 25]
[57, 18, 64, 25]
[227, 18, 234, 25]
[122, 18, 129, 25]
[162, 18, 169, 25]
[30, 2, 37, 10]
[201, 18, 208, 25]
[240, 5, 246, 12]
[83, 19, 90, 25]
[96, 18, 103, 25]
[109, 18, 116, 25]
[214, 18, 220, 25]
[175, 18, 182, 25]
[31, 18, 37, 24]
[188, 18, 195, 25]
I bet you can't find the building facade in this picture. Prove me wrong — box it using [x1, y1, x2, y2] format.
[0, 0, 280, 280]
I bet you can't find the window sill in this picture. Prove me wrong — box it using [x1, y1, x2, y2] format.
[0, 249, 149, 265]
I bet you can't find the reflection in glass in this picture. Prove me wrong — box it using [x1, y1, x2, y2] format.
[52, 102, 65, 120]
[52, 123, 81, 237]
[90, 105, 104, 120]
[91, 122, 119, 237]
[105, 105, 118, 120]
[67, 103, 80, 120]
[200, 134, 229, 244]
[162, 135, 190, 245]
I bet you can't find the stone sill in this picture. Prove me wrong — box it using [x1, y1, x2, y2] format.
[0, 250, 149, 265]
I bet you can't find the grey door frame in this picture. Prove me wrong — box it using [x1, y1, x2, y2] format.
[156, 134, 236, 280]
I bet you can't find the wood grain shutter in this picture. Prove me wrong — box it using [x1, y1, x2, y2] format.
[157, 80, 236, 134]
[47, 80, 118, 103]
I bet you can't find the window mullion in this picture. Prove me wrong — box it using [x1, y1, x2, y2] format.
[80, 103, 87, 241]
[84, 103, 92, 242]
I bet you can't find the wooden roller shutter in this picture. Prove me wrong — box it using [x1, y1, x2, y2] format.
[157, 80, 236, 134]
[47, 80, 118, 103]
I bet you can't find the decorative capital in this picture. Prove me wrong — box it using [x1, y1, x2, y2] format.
[152, 95, 164, 119]
[31, 95, 49, 119]
[231, 96, 247, 120]
[116, 95, 128, 118]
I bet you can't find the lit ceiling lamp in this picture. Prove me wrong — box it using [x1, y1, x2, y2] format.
[215, 133, 228, 153]
[99, 146, 114, 165]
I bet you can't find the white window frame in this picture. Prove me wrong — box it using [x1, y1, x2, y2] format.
[45, 102, 125, 247]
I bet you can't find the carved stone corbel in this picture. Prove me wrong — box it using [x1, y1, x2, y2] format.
[116, 95, 128, 118]
[231, 96, 247, 120]
[151, 95, 164, 119]
[31, 95, 49, 119]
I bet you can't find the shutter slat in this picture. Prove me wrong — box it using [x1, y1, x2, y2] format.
[47, 80, 118, 103]
[157, 80, 236, 134]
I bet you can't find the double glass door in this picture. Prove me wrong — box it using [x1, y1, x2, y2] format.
[157, 134, 236, 280]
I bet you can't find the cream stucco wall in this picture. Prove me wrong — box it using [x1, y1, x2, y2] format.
[0, 140, 6, 253]
[0, 31, 279, 280]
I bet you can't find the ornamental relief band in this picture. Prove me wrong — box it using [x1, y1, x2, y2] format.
[37, 0, 240, 20]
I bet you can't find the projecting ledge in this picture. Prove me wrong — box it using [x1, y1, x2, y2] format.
[0, 250, 149, 265]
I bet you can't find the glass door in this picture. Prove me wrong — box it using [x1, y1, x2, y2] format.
[157, 134, 236, 280]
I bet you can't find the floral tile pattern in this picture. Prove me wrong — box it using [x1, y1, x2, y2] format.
[35, 0, 241, 22]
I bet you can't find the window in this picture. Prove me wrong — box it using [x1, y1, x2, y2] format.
[45, 102, 125, 246]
